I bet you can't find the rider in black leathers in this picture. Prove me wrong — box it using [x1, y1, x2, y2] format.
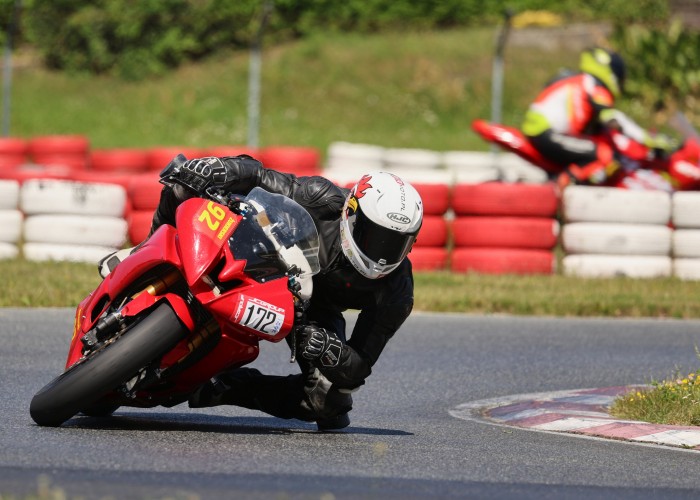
[140, 154, 423, 429]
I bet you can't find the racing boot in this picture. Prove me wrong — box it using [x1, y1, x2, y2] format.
[188, 368, 316, 422]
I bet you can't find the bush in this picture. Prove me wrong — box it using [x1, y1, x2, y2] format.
[613, 20, 700, 120]
[17, 0, 671, 79]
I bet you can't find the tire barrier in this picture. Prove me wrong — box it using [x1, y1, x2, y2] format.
[561, 186, 674, 279]
[451, 248, 556, 275]
[0, 242, 19, 259]
[23, 242, 120, 264]
[258, 146, 322, 177]
[18, 179, 128, 264]
[0, 137, 28, 170]
[671, 191, 700, 280]
[23, 215, 127, 248]
[20, 179, 127, 217]
[0, 180, 20, 210]
[326, 142, 384, 176]
[28, 135, 90, 171]
[206, 145, 260, 159]
[452, 216, 559, 249]
[147, 147, 204, 171]
[563, 185, 671, 225]
[450, 182, 559, 275]
[4, 136, 700, 278]
[408, 247, 449, 271]
[128, 174, 162, 211]
[0, 209, 22, 244]
[562, 255, 672, 279]
[452, 182, 558, 218]
[127, 210, 153, 246]
[90, 148, 149, 173]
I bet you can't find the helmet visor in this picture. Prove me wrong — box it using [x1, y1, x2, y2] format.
[351, 207, 419, 266]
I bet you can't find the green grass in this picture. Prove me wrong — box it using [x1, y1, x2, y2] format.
[2, 258, 700, 319]
[9, 27, 578, 152]
[610, 367, 700, 427]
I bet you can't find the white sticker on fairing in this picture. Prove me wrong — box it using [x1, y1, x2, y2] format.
[234, 295, 285, 335]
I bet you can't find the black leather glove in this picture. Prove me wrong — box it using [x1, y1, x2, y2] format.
[177, 156, 228, 194]
[299, 325, 343, 368]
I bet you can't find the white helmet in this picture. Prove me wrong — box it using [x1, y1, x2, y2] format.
[340, 171, 423, 279]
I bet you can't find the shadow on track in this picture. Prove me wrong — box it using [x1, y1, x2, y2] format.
[60, 412, 413, 436]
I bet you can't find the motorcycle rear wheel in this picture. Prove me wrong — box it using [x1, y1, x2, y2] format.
[30, 302, 188, 427]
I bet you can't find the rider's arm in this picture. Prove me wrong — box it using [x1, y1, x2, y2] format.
[599, 108, 676, 152]
[319, 260, 415, 389]
[150, 154, 301, 232]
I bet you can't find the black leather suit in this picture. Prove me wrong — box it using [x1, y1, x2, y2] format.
[151, 155, 415, 421]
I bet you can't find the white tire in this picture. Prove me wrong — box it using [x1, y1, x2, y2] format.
[23, 215, 127, 247]
[562, 223, 672, 256]
[562, 186, 671, 224]
[0, 210, 22, 243]
[674, 258, 700, 281]
[563, 254, 672, 278]
[20, 179, 127, 217]
[0, 180, 19, 209]
[672, 229, 700, 258]
[0, 242, 19, 260]
[23, 242, 118, 264]
[383, 148, 442, 170]
[327, 142, 385, 163]
[442, 151, 494, 169]
[672, 191, 700, 228]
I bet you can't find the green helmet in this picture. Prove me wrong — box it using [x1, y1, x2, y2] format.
[579, 47, 626, 97]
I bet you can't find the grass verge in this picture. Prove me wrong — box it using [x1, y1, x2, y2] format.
[2, 258, 700, 318]
[610, 366, 700, 427]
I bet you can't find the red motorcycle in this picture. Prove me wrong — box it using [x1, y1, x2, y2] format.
[472, 117, 700, 192]
[30, 156, 320, 427]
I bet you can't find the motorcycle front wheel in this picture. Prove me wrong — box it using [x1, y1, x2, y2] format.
[30, 302, 188, 427]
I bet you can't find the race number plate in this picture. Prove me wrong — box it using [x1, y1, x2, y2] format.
[233, 295, 285, 336]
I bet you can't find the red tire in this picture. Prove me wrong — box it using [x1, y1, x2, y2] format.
[0, 154, 26, 169]
[206, 145, 260, 159]
[69, 170, 133, 191]
[0, 166, 74, 183]
[147, 147, 204, 171]
[415, 216, 448, 247]
[259, 146, 321, 176]
[413, 183, 450, 216]
[452, 182, 559, 217]
[452, 216, 559, 249]
[0, 137, 27, 156]
[128, 210, 154, 245]
[28, 135, 89, 157]
[451, 247, 555, 275]
[90, 149, 149, 172]
[408, 247, 448, 271]
[128, 174, 162, 211]
[33, 154, 88, 170]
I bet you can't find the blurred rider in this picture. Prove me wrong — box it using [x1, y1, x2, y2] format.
[102, 155, 423, 430]
[521, 47, 674, 187]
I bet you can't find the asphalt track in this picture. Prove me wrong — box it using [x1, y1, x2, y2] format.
[2, 308, 700, 499]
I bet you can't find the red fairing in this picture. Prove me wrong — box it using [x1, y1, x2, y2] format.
[175, 198, 241, 286]
[471, 119, 562, 174]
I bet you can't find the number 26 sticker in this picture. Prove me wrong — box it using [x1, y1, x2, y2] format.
[234, 296, 285, 335]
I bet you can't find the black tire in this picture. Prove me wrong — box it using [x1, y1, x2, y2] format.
[80, 401, 121, 417]
[30, 302, 188, 427]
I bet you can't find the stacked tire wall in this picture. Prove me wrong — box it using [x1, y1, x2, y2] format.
[20, 179, 128, 263]
[671, 192, 700, 280]
[561, 186, 673, 278]
[2, 134, 699, 281]
[450, 182, 559, 275]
